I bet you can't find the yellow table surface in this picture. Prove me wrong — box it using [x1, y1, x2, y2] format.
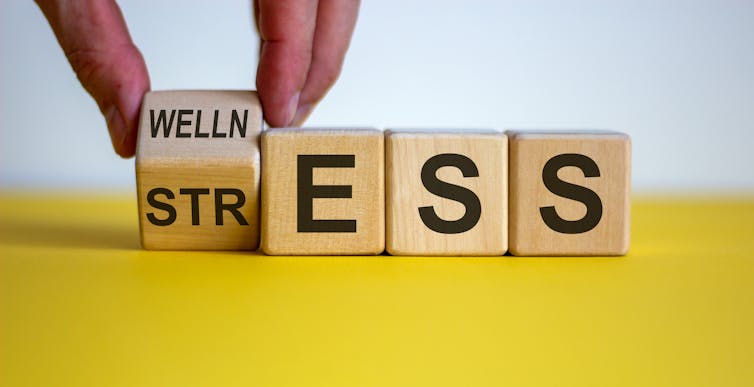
[1, 193, 753, 386]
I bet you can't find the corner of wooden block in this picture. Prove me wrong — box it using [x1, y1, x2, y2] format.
[616, 235, 631, 256]
[139, 235, 160, 251]
[385, 244, 409, 256]
[506, 243, 528, 257]
[364, 238, 386, 256]
[259, 236, 282, 256]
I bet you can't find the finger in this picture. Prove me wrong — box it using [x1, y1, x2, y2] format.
[36, 0, 150, 158]
[291, 0, 360, 126]
[255, 0, 318, 127]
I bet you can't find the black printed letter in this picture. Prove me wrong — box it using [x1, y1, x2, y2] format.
[214, 188, 249, 226]
[149, 109, 176, 137]
[418, 153, 482, 234]
[539, 153, 603, 234]
[146, 188, 176, 226]
[297, 155, 356, 233]
[179, 188, 210, 225]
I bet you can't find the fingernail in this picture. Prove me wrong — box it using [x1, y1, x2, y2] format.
[285, 92, 301, 126]
[291, 103, 314, 127]
[104, 105, 128, 157]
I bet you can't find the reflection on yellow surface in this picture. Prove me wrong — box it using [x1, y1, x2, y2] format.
[1, 193, 753, 386]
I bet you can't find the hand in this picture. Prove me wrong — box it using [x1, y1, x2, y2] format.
[36, 0, 360, 158]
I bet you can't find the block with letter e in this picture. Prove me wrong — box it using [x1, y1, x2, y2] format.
[507, 130, 631, 256]
[386, 130, 508, 256]
[261, 128, 385, 255]
[136, 90, 262, 250]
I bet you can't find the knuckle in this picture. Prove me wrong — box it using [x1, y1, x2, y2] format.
[64, 44, 139, 93]
[65, 48, 107, 85]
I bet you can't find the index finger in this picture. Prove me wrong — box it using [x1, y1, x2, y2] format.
[255, 0, 318, 127]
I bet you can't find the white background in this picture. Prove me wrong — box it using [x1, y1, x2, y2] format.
[2, 0, 753, 192]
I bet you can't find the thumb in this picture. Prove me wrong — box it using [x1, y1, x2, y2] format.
[36, 0, 150, 158]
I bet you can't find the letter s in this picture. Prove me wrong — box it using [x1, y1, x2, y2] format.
[147, 188, 177, 226]
[539, 153, 603, 234]
[419, 153, 482, 234]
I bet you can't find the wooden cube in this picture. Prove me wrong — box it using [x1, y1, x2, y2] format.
[507, 130, 631, 256]
[136, 90, 262, 250]
[386, 130, 508, 256]
[261, 129, 385, 255]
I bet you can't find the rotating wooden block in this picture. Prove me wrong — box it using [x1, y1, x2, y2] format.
[136, 90, 262, 250]
[386, 130, 508, 255]
[507, 130, 631, 256]
[261, 129, 385, 255]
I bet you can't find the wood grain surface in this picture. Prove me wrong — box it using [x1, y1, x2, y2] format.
[261, 128, 384, 255]
[508, 130, 631, 256]
[386, 130, 507, 255]
[136, 90, 262, 250]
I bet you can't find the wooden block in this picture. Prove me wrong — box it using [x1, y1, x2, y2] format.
[386, 130, 508, 256]
[136, 90, 262, 250]
[261, 128, 385, 255]
[507, 130, 631, 256]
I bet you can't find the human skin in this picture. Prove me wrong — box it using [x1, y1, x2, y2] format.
[36, 0, 361, 157]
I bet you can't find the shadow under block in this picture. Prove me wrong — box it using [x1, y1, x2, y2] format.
[136, 90, 262, 250]
[386, 130, 508, 255]
[261, 129, 385, 255]
[508, 130, 631, 256]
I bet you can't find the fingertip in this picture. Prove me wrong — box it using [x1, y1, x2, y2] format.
[257, 95, 291, 128]
[256, 39, 306, 127]
[104, 105, 136, 158]
[284, 92, 301, 126]
[106, 71, 144, 159]
[257, 72, 301, 127]
[114, 50, 148, 158]
[290, 102, 314, 127]
[117, 116, 137, 158]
